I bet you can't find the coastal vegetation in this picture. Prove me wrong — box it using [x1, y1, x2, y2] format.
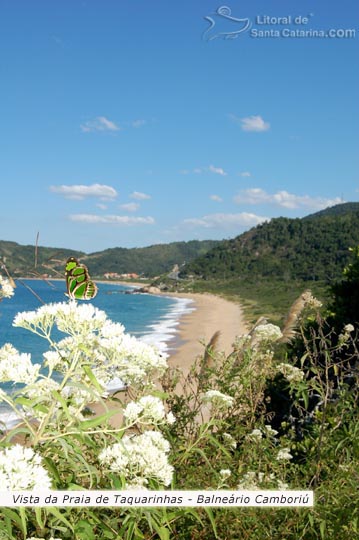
[0, 238, 358, 539]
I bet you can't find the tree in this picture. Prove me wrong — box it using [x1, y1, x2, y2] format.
[330, 246, 359, 327]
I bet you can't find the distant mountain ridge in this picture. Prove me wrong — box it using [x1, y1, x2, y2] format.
[1, 203, 358, 282]
[180, 203, 359, 283]
[302, 201, 359, 220]
[0, 239, 219, 278]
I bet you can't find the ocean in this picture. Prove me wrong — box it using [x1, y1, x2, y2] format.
[0, 279, 194, 427]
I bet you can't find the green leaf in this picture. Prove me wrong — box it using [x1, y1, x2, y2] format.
[75, 519, 96, 540]
[43, 457, 62, 485]
[35, 507, 46, 530]
[79, 409, 119, 430]
[46, 507, 74, 532]
[19, 507, 27, 538]
[51, 389, 73, 422]
[155, 525, 170, 540]
[203, 507, 218, 538]
[83, 365, 105, 392]
[0, 508, 24, 531]
[320, 520, 326, 540]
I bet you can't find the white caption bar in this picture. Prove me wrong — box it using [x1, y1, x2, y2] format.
[0, 490, 313, 507]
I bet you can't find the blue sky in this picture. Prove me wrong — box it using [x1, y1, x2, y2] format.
[0, 0, 358, 252]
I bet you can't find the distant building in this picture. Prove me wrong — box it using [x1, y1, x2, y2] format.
[104, 272, 121, 279]
[104, 272, 139, 280]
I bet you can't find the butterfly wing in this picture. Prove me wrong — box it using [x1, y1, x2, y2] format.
[65, 257, 98, 300]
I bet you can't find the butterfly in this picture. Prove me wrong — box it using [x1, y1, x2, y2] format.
[65, 257, 98, 300]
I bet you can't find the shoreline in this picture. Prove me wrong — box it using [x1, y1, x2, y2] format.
[12, 278, 249, 373]
[165, 293, 248, 375]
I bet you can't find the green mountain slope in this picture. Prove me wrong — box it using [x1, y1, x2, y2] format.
[302, 201, 359, 220]
[0, 239, 219, 278]
[0, 240, 83, 276]
[84, 240, 220, 276]
[181, 203, 359, 283]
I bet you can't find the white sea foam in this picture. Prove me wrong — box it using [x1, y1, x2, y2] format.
[102, 296, 195, 394]
[0, 408, 23, 431]
[139, 296, 195, 354]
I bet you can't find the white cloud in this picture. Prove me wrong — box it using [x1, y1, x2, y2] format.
[241, 115, 270, 132]
[210, 194, 223, 202]
[208, 164, 227, 176]
[238, 171, 251, 177]
[180, 165, 227, 176]
[96, 203, 108, 210]
[229, 114, 270, 132]
[120, 202, 140, 212]
[80, 116, 120, 133]
[69, 214, 155, 225]
[50, 183, 118, 200]
[131, 119, 146, 128]
[234, 188, 342, 210]
[183, 212, 268, 229]
[130, 191, 151, 200]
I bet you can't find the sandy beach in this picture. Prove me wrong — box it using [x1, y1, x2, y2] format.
[166, 292, 248, 376]
[111, 283, 248, 370]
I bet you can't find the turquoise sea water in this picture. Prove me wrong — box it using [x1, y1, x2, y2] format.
[0, 279, 194, 427]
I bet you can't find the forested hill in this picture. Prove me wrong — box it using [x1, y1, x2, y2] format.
[180, 203, 359, 283]
[0, 241, 82, 276]
[1, 203, 358, 281]
[84, 240, 219, 276]
[0, 239, 219, 278]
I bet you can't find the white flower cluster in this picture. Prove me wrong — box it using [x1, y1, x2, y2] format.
[264, 424, 278, 437]
[219, 468, 231, 479]
[0, 444, 51, 490]
[247, 428, 263, 441]
[0, 275, 14, 299]
[253, 323, 283, 343]
[277, 363, 304, 383]
[301, 291, 323, 309]
[27, 537, 61, 540]
[344, 323, 354, 334]
[237, 471, 276, 490]
[247, 425, 279, 442]
[338, 323, 355, 345]
[20, 378, 67, 421]
[276, 447, 293, 461]
[202, 390, 234, 410]
[0, 343, 40, 384]
[99, 431, 174, 488]
[13, 301, 168, 389]
[223, 432, 237, 449]
[123, 396, 175, 426]
[237, 470, 288, 490]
